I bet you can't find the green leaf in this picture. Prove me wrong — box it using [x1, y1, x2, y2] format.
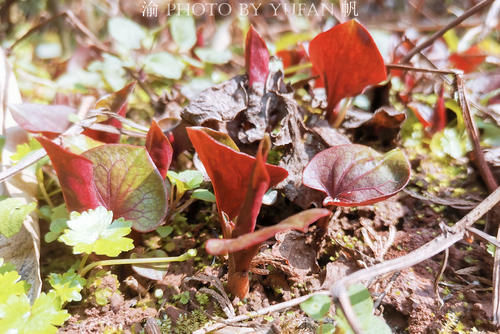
[58, 206, 134, 257]
[108, 17, 146, 50]
[42, 204, 69, 243]
[191, 189, 216, 202]
[317, 323, 335, 334]
[300, 294, 331, 321]
[156, 226, 174, 238]
[334, 284, 391, 334]
[144, 52, 185, 79]
[0, 271, 29, 304]
[0, 294, 31, 332]
[0, 198, 37, 238]
[429, 127, 472, 159]
[194, 47, 232, 64]
[48, 270, 86, 303]
[167, 170, 203, 199]
[24, 291, 70, 333]
[10, 137, 42, 162]
[0, 258, 16, 274]
[169, 14, 197, 52]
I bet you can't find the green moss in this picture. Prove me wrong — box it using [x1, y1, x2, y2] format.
[173, 309, 209, 334]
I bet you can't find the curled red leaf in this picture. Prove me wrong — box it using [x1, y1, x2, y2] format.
[303, 144, 410, 207]
[186, 127, 288, 221]
[245, 25, 269, 87]
[206, 208, 330, 255]
[83, 82, 135, 143]
[309, 20, 387, 123]
[37, 137, 101, 212]
[146, 120, 173, 178]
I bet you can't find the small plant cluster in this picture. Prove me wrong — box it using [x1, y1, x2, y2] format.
[0, 14, 423, 333]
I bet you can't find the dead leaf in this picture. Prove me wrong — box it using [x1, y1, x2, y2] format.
[0, 47, 41, 302]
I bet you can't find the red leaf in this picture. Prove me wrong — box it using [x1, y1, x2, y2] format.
[309, 20, 387, 123]
[83, 82, 135, 143]
[186, 127, 287, 221]
[407, 86, 446, 135]
[231, 136, 271, 239]
[38, 138, 168, 232]
[303, 144, 410, 207]
[146, 120, 173, 178]
[449, 46, 486, 74]
[206, 208, 330, 255]
[37, 137, 101, 212]
[10, 104, 76, 139]
[245, 25, 269, 87]
[276, 46, 307, 69]
[431, 85, 446, 134]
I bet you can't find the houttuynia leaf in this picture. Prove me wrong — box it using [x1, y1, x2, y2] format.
[309, 20, 387, 124]
[303, 144, 410, 207]
[38, 138, 168, 232]
[186, 127, 287, 221]
[245, 25, 269, 87]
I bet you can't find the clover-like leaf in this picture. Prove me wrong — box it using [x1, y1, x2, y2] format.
[59, 206, 134, 257]
[206, 208, 330, 255]
[309, 20, 386, 123]
[245, 25, 269, 87]
[0, 198, 37, 238]
[187, 127, 287, 221]
[303, 144, 410, 207]
[48, 270, 86, 303]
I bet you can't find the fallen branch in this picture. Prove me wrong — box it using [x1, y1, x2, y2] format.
[400, 0, 495, 63]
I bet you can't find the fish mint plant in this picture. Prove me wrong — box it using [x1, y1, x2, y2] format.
[303, 144, 411, 208]
[309, 19, 387, 126]
[37, 119, 171, 232]
[187, 127, 330, 298]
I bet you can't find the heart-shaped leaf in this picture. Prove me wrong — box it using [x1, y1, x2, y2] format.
[303, 144, 410, 207]
[83, 82, 135, 143]
[37, 138, 168, 232]
[82, 145, 167, 232]
[309, 20, 386, 123]
[245, 25, 269, 87]
[146, 121, 173, 179]
[206, 208, 330, 255]
[9, 104, 76, 138]
[186, 127, 288, 220]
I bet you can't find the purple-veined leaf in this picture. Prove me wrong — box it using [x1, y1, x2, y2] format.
[82, 144, 168, 232]
[303, 144, 410, 207]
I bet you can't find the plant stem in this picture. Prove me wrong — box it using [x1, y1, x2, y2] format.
[79, 249, 197, 277]
[78, 253, 90, 275]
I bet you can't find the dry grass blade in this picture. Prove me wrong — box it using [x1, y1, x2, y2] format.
[330, 186, 500, 333]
